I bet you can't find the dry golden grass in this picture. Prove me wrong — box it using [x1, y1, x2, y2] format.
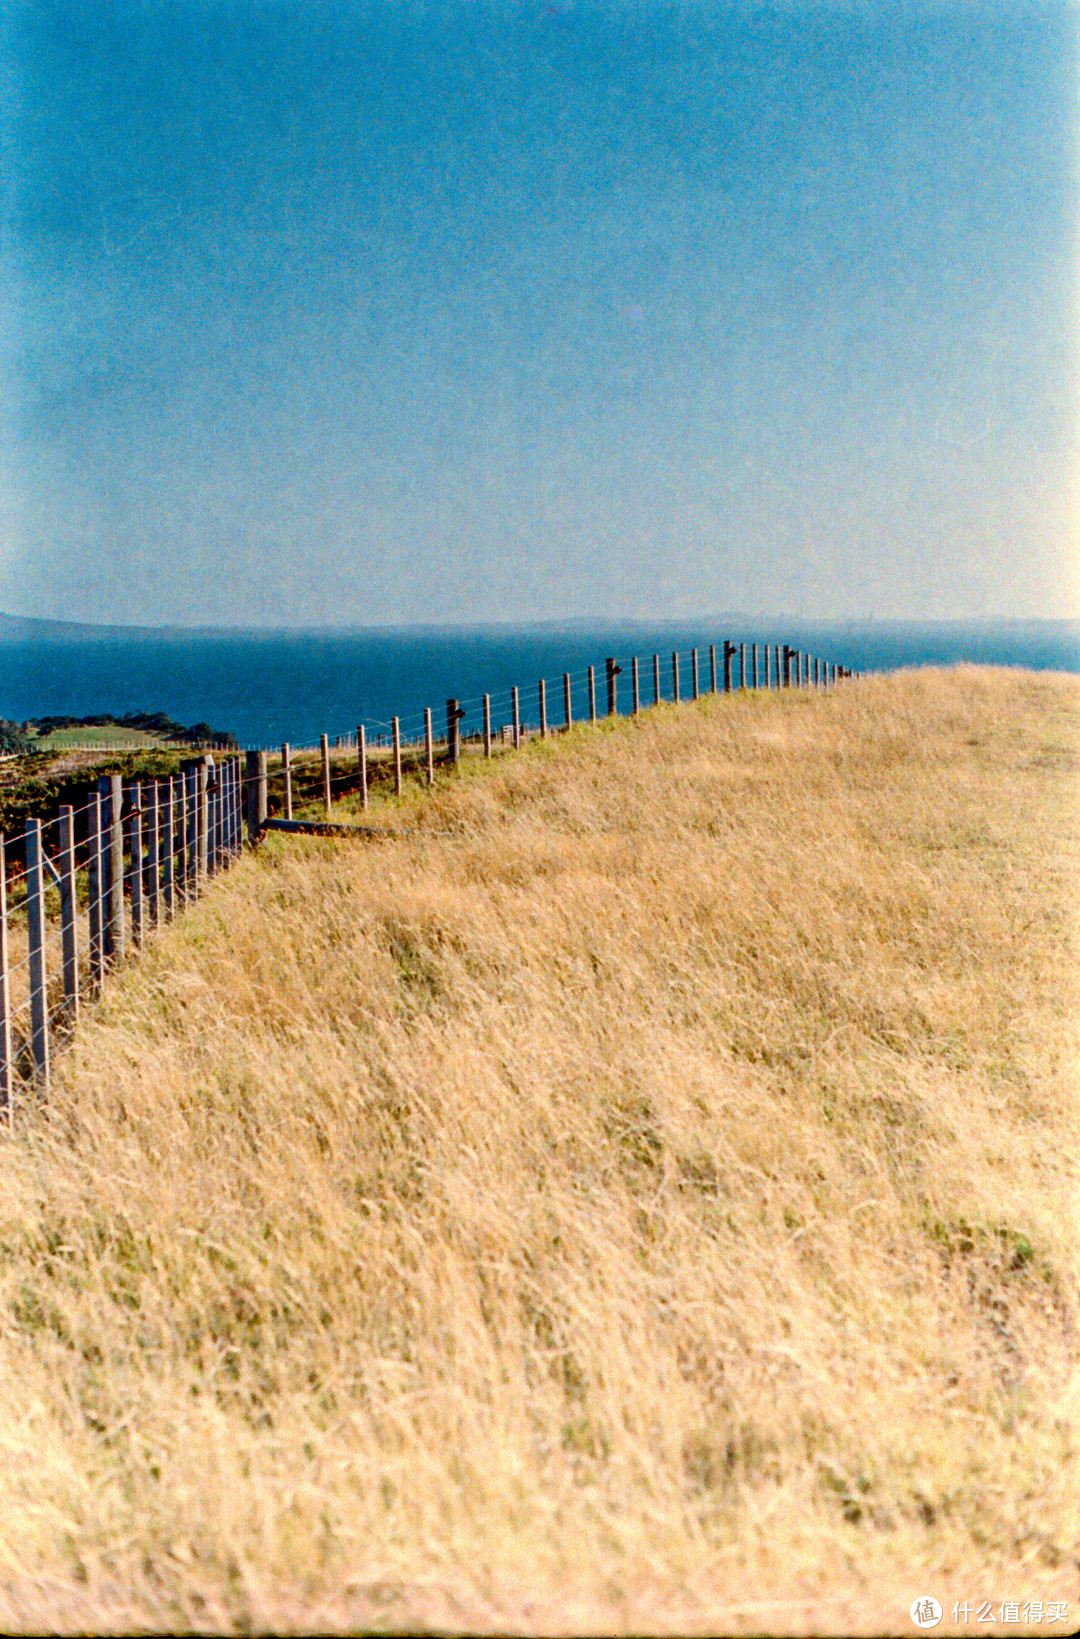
[0, 666, 1077, 1635]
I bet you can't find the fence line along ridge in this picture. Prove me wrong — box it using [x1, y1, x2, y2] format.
[1, 637, 859, 1112]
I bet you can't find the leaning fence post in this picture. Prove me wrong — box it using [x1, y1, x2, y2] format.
[483, 695, 491, 758]
[0, 835, 11, 1122]
[632, 656, 640, 716]
[588, 667, 597, 723]
[320, 734, 332, 816]
[26, 819, 50, 1091]
[392, 717, 402, 795]
[282, 744, 293, 821]
[512, 687, 521, 749]
[59, 805, 78, 1023]
[653, 654, 661, 706]
[672, 651, 680, 704]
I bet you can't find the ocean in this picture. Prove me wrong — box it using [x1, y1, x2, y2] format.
[3, 617, 1078, 751]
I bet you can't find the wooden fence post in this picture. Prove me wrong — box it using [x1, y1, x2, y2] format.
[102, 773, 125, 964]
[739, 643, 746, 689]
[563, 673, 572, 733]
[709, 643, 717, 693]
[148, 782, 161, 926]
[129, 786, 144, 945]
[672, 651, 680, 704]
[163, 777, 175, 918]
[26, 818, 49, 1091]
[653, 654, 661, 706]
[198, 764, 211, 884]
[483, 695, 491, 758]
[605, 657, 617, 717]
[588, 667, 596, 723]
[185, 764, 199, 895]
[539, 679, 547, 739]
[245, 751, 267, 843]
[722, 640, 734, 694]
[282, 744, 293, 821]
[0, 835, 11, 1122]
[357, 726, 368, 809]
[447, 699, 461, 764]
[88, 791, 104, 985]
[690, 648, 698, 701]
[392, 717, 402, 795]
[632, 656, 640, 716]
[320, 734, 332, 816]
[424, 709, 434, 784]
[59, 806, 78, 1023]
[512, 687, 521, 749]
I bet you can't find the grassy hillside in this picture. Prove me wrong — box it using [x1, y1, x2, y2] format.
[0, 668, 1076, 1635]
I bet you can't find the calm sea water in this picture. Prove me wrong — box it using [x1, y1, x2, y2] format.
[4, 618, 1078, 751]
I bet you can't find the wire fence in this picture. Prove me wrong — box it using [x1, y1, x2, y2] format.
[1, 637, 858, 1116]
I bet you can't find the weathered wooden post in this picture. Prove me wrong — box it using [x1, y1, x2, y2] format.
[539, 679, 547, 739]
[26, 818, 49, 1090]
[709, 643, 717, 693]
[604, 657, 617, 717]
[0, 835, 11, 1121]
[198, 763, 211, 885]
[512, 687, 521, 749]
[653, 654, 661, 706]
[690, 648, 698, 701]
[88, 790, 104, 982]
[59, 806, 78, 1022]
[281, 744, 293, 821]
[722, 640, 735, 694]
[672, 652, 680, 704]
[447, 699, 462, 764]
[422, 709, 433, 785]
[632, 656, 640, 716]
[740, 643, 746, 689]
[163, 776, 175, 918]
[129, 786, 144, 945]
[483, 695, 491, 758]
[392, 717, 402, 795]
[245, 750, 262, 844]
[320, 734, 332, 816]
[184, 763, 198, 895]
[563, 673, 572, 733]
[355, 725, 368, 809]
[588, 667, 597, 723]
[752, 643, 759, 689]
[101, 773, 125, 964]
[148, 782, 161, 925]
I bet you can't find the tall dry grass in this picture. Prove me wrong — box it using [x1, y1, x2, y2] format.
[0, 667, 1076, 1635]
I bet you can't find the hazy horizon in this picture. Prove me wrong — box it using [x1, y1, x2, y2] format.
[5, 1, 1077, 628]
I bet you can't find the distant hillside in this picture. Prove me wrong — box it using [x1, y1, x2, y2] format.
[0, 611, 169, 643]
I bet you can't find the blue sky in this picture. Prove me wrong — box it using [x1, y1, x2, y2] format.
[3, 0, 1077, 627]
